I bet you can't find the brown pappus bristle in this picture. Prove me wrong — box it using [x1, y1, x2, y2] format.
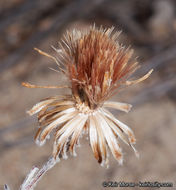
[58, 26, 140, 109]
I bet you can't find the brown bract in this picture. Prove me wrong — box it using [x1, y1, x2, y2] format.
[23, 26, 152, 167]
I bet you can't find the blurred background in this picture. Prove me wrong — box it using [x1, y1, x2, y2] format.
[0, 0, 176, 189]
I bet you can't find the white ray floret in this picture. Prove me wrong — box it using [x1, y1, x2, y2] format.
[37, 108, 77, 144]
[96, 111, 123, 165]
[101, 108, 136, 144]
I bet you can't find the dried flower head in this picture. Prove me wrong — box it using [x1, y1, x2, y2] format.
[23, 26, 152, 167]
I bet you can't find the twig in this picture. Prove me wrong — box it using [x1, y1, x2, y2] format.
[21, 157, 58, 190]
[4, 157, 58, 190]
[4, 184, 11, 190]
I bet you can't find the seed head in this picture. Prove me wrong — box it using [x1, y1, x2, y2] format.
[23, 26, 152, 167]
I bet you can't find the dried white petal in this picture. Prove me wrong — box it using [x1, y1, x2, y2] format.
[101, 108, 136, 144]
[27, 99, 55, 115]
[89, 115, 100, 162]
[96, 111, 123, 165]
[39, 108, 77, 143]
[53, 114, 88, 156]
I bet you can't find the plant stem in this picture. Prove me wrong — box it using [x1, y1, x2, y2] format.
[5, 157, 59, 190]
